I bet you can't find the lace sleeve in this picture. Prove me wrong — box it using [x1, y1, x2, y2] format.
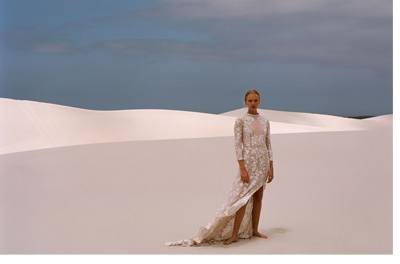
[266, 120, 273, 161]
[234, 118, 244, 161]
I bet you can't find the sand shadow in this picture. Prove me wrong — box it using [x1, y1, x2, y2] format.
[200, 227, 290, 248]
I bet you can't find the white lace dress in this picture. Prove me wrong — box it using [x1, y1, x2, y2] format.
[165, 112, 273, 246]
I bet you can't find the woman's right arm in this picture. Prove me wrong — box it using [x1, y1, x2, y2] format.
[234, 118, 246, 171]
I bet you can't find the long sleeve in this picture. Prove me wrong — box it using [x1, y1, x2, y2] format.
[266, 120, 273, 161]
[234, 118, 244, 161]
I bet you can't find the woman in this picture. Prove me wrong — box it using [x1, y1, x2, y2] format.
[165, 89, 274, 246]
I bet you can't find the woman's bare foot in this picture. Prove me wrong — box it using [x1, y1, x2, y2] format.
[252, 231, 268, 239]
[223, 236, 238, 245]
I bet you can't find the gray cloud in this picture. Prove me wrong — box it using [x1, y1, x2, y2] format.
[1, 0, 392, 75]
[142, 0, 392, 74]
[154, 0, 391, 19]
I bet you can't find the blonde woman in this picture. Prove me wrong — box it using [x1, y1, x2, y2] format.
[165, 89, 274, 246]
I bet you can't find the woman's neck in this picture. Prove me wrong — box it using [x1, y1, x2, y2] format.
[247, 110, 259, 115]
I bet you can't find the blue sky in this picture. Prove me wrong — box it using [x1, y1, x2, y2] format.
[0, 0, 393, 116]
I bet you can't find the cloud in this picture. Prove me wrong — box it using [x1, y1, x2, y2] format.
[1, 0, 392, 75]
[139, 0, 392, 74]
[32, 42, 72, 54]
[0, 26, 83, 55]
[154, 0, 391, 19]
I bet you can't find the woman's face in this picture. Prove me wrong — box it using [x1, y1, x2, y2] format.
[245, 93, 260, 110]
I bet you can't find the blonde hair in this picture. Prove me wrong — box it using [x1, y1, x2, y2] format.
[244, 89, 261, 103]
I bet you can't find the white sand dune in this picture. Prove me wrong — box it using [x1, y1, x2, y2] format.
[0, 98, 392, 253]
[223, 108, 391, 130]
[0, 98, 391, 155]
[362, 114, 393, 129]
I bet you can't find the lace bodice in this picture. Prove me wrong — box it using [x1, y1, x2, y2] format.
[234, 112, 273, 162]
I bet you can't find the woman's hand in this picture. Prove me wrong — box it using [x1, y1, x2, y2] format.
[240, 168, 250, 183]
[266, 166, 274, 183]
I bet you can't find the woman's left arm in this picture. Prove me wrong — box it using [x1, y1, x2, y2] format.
[266, 120, 273, 170]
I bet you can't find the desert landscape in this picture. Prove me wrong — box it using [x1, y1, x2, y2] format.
[0, 98, 392, 254]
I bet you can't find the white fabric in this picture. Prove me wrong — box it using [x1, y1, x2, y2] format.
[165, 112, 273, 246]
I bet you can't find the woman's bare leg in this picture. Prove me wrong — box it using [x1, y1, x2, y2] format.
[223, 200, 248, 245]
[251, 186, 268, 238]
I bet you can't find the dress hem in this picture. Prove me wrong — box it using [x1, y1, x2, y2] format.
[165, 180, 267, 247]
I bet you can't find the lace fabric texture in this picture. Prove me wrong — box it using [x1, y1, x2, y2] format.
[165, 113, 273, 246]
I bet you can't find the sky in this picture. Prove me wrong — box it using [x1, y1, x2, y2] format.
[0, 0, 393, 116]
